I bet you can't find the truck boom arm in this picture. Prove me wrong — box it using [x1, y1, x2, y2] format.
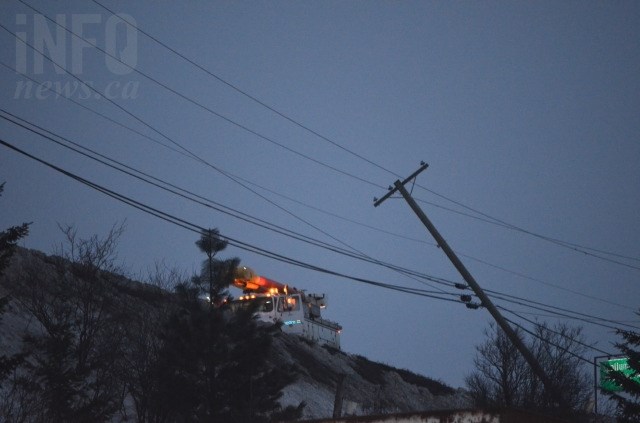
[233, 266, 298, 294]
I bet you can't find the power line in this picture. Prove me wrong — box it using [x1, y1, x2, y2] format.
[4, 85, 636, 334]
[424, 188, 640, 264]
[457, 251, 637, 312]
[4, 62, 629, 314]
[0, 137, 464, 305]
[13, 0, 383, 190]
[0, 111, 461, 295]
[503, 316, 593, 365]
[1, 15, 430, 289]
[85, 0, 640, 269]
[0, 59, 428, 246]
[6, 3, 637, 278]
[2, 7, 456, 297]
[2, 5, 636, 332]
[487, 289, 640, 332]
[1, 131, 635, 333]
[91, 0, 395, 178]
[0, 20, 417, 292]
[500, 306, 614, 356]
[3, 102, 634, 331]
[414, 194, 640, 271]
[0, 55, 635, 310]
[0, 58, 482, 299]
[0, 61, 195, 161]
[3, 58, 631, 310]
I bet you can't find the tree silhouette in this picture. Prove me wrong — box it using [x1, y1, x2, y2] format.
[604, 314, 640, 422]
[0, 182, 30, 418]
[142, 228, 303, 422]
[466, 322, 591, 416]
[8, 223, 128, 421]
[193, 228, 237, 307]
[0, 183, 30, 274]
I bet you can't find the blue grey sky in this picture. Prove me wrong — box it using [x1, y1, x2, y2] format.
[1, 0, 639, 391]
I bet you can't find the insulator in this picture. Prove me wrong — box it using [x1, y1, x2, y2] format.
[460, 294, 472, 303]
[454, 283, 467, 290]
[466, 303, 480, 310]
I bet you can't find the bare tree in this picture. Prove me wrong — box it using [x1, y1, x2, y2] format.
[531, 323, 592, 411]
[466, 322, 592, 415]
[144, 259, 188, 292]
[8, 223, 129, 422]
[465, 324, 529, 408]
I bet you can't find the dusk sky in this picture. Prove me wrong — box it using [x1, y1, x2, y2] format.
[1, 0, 639, 394]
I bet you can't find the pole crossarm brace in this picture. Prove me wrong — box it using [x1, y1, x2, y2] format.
[373, 162, 568, 410]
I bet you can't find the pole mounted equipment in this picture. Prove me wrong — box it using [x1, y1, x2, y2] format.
[373, 162, 568, 410]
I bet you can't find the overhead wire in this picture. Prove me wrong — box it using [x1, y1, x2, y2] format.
[0, 61, 194, 161]
[1, 66, 636, 332]
[456, 251, 636, 312]
[1, 11, 459, 296]
[0, 4, 636, 332]
[500, 306, 614, 356]
[88, 0, 399, 180]
[413, 194, 640, 271]
[6, 1, 451, 298]
[1, 123, 636, 333]
[0, 137, 464, 305]
[1, 15, 453, 296]
[0, 109, 462, 294]
[4, 111, 638, 334]
[5, 130, 636, 337]
[503, 317, 593, 365]
[5, 66, 631, 316]
[13, 0, 382, 190]
[3, 56, 632, 311]
[1, 18, 445, 295]
[486, 289, 640, 332]
[8, 1, 639, 283]
[0, 59, 429, 246]
[85, 0, 640, 269]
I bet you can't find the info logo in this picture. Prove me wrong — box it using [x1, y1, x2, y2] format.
[12, 12, 140, 100]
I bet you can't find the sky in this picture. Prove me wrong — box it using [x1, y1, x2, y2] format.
[0, 0, 639, 397]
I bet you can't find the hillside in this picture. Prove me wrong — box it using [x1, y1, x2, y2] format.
[273, 334, 470, 418]
[0, 248, 470, 421]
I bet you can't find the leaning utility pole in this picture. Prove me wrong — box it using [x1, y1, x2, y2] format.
[374, 162, 566, 409]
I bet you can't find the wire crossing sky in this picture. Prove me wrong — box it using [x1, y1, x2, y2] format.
[1, 0, 638, 388]
[2, 120, 634, 336]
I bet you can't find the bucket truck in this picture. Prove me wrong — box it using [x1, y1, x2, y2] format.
[232, 266, 342, 349]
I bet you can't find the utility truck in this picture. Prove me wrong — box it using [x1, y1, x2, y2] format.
[232, 266, 342, 349]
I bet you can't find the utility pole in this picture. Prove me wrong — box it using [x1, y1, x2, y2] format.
[374, 162, 566, 409]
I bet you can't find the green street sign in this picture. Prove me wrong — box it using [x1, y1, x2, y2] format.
[600, 357, 639, 392]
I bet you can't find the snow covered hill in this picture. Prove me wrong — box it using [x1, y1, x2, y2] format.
[0, 248, 470, 421]
[272, 333, 471, 419]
